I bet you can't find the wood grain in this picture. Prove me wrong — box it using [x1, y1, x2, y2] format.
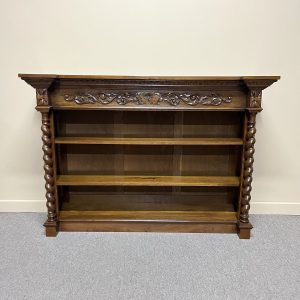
[55, 137, 243, 145]
[56, 175, 240, 187]
[59, 210, 237, 222]
[59, 221, 238, 234]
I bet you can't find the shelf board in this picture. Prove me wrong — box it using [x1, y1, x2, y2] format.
[56, 175, 240, 187]
[55, 137, 243, 145]
[59, 210, 237, 222]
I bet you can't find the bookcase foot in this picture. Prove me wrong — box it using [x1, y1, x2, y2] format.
[44, 221, 59, 237]
[238, 222, 253, 239]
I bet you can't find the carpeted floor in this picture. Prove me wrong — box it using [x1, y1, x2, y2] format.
[0, 214, 299, 300]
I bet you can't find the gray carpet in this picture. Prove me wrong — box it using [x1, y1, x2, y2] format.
[0, 214, 299, 300]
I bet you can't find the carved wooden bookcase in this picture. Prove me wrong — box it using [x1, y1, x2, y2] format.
[19, 74, 279, 238]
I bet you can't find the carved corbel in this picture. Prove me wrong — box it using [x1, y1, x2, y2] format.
[243, 78, 277, 110]
[36, 88, 49, 106]
[18, 76, 55, 110]
[249, 90, 262, 108]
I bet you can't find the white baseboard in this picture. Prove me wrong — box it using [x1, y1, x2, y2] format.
[0, 200, 299, 214]
[250, 202, 300, 215]
[0, 200, 46, 212]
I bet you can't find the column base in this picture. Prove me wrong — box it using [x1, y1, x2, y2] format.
[44, 220, 59, 237]
[237, 221, 253, 239]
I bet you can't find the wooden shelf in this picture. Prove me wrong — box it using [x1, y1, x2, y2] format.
[59, 210, 237, 222]
[55, 137, 243, 145]
[56, 175, 240, 187]
[20, 74, 279, 238]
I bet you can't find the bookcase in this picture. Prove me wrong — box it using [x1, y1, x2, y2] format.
[19, 74, 279, 238]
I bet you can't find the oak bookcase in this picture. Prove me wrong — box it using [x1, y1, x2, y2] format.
[19, 74, 279, 238]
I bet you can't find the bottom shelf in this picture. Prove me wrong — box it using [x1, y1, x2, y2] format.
[57, 186, 240, 234]
[57, 213, 239, 235]
[59, 210, 237, 222]
[57, 222, 239, 234]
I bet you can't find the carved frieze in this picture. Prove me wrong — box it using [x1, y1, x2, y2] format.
[64, 91, 232, 107]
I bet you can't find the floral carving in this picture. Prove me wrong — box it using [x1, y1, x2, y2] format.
[249, 90, 262, 108]
[36, 89, 49, 105]
[64, 92, 232, 107]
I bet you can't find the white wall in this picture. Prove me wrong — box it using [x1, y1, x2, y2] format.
[0, 0, 299, 214]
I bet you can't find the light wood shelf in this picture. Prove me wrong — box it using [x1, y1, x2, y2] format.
[55, 137, 243, 145]
[56, 175, 240, 187]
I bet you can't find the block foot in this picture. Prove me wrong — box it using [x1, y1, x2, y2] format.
[44, 221, 59, 237]
[238, 222, 253, 239]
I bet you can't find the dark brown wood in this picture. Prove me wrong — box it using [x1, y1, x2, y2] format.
[41, 111, 59, 237]
[18, 74, 280, 80]
[238, 222, 253, 239]
[59, 210, 237, 222]
[19, 74, 280, 238]
[59, 221, 237, 234]
[59, 186, 237, 212]
[239, 112, 257, 224]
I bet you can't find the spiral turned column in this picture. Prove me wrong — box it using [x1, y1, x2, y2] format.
[238, 112, 257, 239]
[240, 112, 256, 223]
[41, 111, 57, 236]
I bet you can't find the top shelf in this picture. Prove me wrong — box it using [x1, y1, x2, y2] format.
[19, 74, 280, 98]
[55, 137, 243, 145]
[18, 73, 280, 81]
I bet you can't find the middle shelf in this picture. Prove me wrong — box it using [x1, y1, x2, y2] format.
[56, 175, 240, 187]
[55, 137, 243, 145]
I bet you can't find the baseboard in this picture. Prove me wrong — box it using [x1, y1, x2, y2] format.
[0, 200, 299, 214]
[0, 200, 46, 212]
[250, 202, 300, 215]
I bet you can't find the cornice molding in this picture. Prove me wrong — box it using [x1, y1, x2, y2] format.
[243, 78, 279, 91]
[19, 77, 55, 90]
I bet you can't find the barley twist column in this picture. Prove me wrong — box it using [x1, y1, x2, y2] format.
[238, 112, 257, 238]
[41, 112, 56, 222]
[31, 80, 58, 236]
[239, 112, 257, 223]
